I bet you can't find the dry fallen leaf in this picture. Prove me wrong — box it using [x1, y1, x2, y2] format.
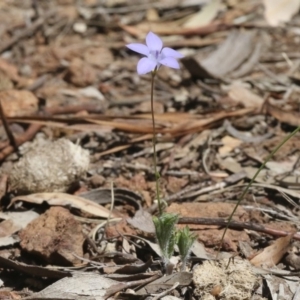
[227, 83, 264, 109]
[250, 234, 293, 267]
[182, 31, 258, 79]
[127, 209, 155, 237]
[266, 98, 300, 126]
[27, 272, 119, 300]
[10, 192, 114, 218]
[263, 0, 300, 27]
[183, 0, 222, 28]
[0, 211, 39, 237]
[219, 135, 242, 156]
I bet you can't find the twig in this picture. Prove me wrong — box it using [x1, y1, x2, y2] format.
[0, 124, 42, 161]
[0, 100, 18, 154]
[44, 103, 104, 115]
[152, 282, 179, 300]
[104, 273, 160, 299]
[26, 74, 49, 91]
[179, 217, 300, 241]
[104, 181, 115, 233]
[147, 171, 247, 213]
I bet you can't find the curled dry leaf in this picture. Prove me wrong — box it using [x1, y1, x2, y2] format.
[182, 31, 258, 79]
[10, 192, 114, 218]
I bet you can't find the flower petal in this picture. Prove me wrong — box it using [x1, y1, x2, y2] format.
[159, 57, 180, 69]
[126, 43, 149, 56]
[162, 47, 184, 58]
[137, 57, 157, 75]
[146, 32, 163, 52]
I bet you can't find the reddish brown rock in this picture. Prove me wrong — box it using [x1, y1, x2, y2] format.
[19, 207, 85, 265]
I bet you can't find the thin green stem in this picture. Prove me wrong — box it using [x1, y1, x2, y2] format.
[150, 70, 162, 215]
[218, 125, 300, 256]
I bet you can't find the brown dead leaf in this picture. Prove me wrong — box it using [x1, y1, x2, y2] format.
[250, 234, 293, 267]
[219, 135, 242, 156]
[103, 257, 153, 275]
[0, 255, 71, 279]
[263, 0, 300, 27]
[227, 83, 264, 109]
[10, 192, 114, 218]
[105, 218, 137, 239]
[266, 98, 300, 126]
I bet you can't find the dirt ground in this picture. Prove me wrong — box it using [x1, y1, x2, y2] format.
[0, 0, 300, 299]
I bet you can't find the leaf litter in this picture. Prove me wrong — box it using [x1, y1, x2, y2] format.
[0, 0, 300, 299]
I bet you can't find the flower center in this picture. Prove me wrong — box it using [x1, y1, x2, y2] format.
[149, 50, 162, 62]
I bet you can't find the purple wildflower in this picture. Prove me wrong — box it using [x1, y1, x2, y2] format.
[126, 31, 184, 75]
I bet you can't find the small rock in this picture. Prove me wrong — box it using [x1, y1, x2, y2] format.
[0, 89, 38, 117]
[78, 86, 105, 101]
[9, 138, 90, 194]
[64, 58, 96, 87]
[90, 174, 105, 188]
[19, 207, 85, 265]
[83, 47, 114, 69]
[73, 22, 87, 33]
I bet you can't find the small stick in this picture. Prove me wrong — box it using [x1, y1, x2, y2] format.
[0, 124, 42, 161]
[152, 282, 179, 300]
[179, 217, 300, 241]
[104, 273, 160, 299]
[0, 100, 18, 154]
